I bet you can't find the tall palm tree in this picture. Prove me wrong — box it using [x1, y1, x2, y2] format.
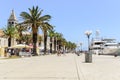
[53, 33, 57, 53]
[41, 22, 53, 54]
[48, 29, 55, 53]
[20, 6, 51, 55]
[3, 25, 17, 47]
[61, 38, 67, 52]
[55, 32, 63, 50]
[52, 32, 61, 53]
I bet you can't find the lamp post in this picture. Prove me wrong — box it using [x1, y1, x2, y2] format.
[85, 30, 92, 63]
[76, 43, 80, 56]
[80, 42, 83, 53]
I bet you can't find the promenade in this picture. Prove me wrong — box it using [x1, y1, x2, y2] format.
[0, 53, 120, 80]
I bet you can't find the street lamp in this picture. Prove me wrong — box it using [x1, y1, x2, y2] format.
[85, 30, 92, 63]
[80, 42, 83, 53]
[76, 43, 80, 56]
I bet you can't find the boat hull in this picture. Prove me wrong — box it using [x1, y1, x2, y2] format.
[99, 48, 119, 55]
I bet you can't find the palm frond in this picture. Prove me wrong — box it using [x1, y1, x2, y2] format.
[20, 12, 32, 21]
[39, 15, 51, 21]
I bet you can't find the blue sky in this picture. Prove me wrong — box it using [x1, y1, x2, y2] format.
[0, 0, 120, 50]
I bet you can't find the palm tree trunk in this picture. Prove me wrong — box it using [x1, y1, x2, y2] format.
[19, 32, 23, 44]
[32, 33, 37, 55]
[44, 31, 47, 54]
[50, 37, 52, 53]
[8, 37, 11, 47]
[59, 40, 62, 50]
[54, 37, 57, 53]
[57, 40, 59, 50]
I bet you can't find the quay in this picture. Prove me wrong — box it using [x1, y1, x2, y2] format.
[0, 53, 120, 80]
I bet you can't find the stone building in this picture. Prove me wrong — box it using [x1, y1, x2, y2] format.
[0, 30, 8, 57]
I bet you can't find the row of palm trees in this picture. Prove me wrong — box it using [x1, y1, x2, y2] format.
[2, 6, 76, 55]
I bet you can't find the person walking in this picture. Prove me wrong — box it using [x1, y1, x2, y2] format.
[57, 49, 61, 56]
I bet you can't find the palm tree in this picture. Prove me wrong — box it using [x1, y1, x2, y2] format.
[3, 25, 17, 47]
[22, 33, 32, 45]
[61, 38, 67, 52]
[15, 24, 28, 44]
[41, 22, 53, 54]
[66, 41, 76, 52]
[55, 32, 63, 50]
[52, 32, 62, 53]
[20, 6, 51, 55]
[48, 29, 55, 53]
[53, 33, 57, 53]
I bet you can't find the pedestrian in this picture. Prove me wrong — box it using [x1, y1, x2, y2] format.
[57, 49, 61, 56]
[8, 49, 11, 57]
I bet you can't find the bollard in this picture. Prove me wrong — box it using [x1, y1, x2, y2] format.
[85, 51, 92, 63]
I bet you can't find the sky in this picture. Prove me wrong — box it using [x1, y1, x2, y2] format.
[0, 0, 120, 50]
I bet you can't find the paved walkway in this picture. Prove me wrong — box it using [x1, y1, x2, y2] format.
[0, 53, 120, 80]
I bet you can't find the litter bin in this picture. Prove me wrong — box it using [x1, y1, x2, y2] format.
[85, 51, 92, 63]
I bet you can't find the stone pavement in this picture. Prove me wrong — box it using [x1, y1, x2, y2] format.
[77, 54, 120, 80]
[0, 53, 120, 80]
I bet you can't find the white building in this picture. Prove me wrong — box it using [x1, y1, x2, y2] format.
[0, 30, 8, 57]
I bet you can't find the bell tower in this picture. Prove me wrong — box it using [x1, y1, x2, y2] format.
[8, 10, 17, 26]
[7, 10, 18, 47]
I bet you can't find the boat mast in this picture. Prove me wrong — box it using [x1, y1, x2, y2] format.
[95, 30, 100, 40]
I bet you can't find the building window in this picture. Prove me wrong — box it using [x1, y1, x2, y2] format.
[9, 22, 11, 24]
[12, 22, 14, 24]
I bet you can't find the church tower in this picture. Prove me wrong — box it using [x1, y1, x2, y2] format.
[8, 10, 17, 26]
[7, 10, 18, 47]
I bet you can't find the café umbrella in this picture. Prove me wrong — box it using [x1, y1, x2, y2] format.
[12, 44, 31, 48]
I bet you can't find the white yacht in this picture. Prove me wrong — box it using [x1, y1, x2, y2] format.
[102, 39, 119, 55]
[91, 38, 119, 55]
[91, 38, 104, 54]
